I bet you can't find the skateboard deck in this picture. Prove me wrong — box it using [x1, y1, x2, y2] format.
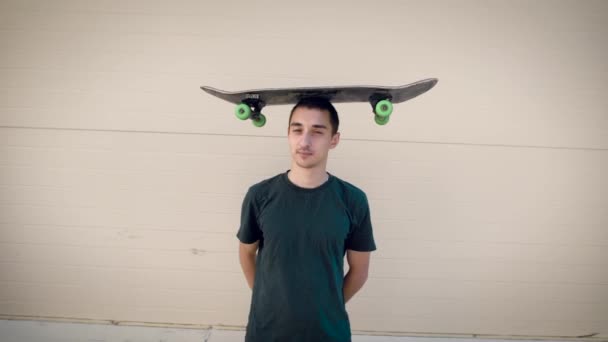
[201, 78, 437, 127]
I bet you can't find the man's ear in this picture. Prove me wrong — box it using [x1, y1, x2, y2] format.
[330, 132, 340, 149]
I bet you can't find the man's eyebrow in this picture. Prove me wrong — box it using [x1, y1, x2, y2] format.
[289, 122, 328, 130]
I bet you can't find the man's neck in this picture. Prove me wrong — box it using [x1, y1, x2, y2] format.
[287, 166, 329, 189]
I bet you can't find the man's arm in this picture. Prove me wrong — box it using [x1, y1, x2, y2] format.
[343, 249, 371, 304]
[239, 241, 259, 290]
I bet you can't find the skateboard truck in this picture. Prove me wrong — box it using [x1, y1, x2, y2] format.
[369, 94, 393, 126]
[235, 98, 267, 127]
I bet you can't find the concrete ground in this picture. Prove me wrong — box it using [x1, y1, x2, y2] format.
[0, 319, 576, 342]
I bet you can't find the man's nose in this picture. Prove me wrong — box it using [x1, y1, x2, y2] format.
[299, 132, 312, 147]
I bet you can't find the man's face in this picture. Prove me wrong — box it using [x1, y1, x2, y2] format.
[288, 106, 340, 170]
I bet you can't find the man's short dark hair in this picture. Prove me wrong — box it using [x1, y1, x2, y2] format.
[289, 97, 339, 135]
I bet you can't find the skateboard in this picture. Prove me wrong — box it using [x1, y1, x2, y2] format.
[201, 78, 437, 127]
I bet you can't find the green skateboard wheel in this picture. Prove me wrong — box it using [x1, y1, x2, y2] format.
[375, 99, 393, 118]
[252, 113, 266, 127]
[374, 114, 390, 125]
[235, 103, 251, 120]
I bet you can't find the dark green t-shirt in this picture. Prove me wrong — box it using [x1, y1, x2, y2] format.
[237, 171, 377, 342]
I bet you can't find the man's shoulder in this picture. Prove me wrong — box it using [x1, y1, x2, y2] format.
[247, 172, 285, 195]
[331, 174, 368, 202]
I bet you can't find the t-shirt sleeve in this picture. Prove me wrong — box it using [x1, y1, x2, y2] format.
[236, 187, 262, 244]
[345, 193, 377, 252]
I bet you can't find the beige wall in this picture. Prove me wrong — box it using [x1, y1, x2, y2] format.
[1, 0, 607, 339]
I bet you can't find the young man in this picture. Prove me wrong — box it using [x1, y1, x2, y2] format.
[237, 97, 377, 342]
